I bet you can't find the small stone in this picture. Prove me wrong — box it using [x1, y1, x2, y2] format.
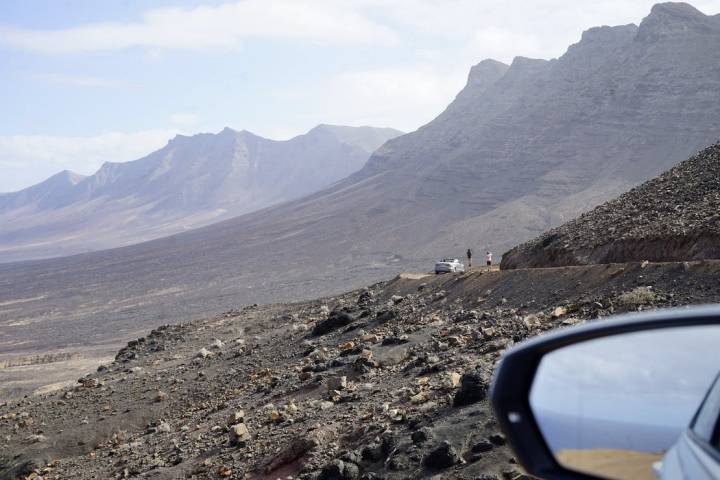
[472, 440, 494, 453]
[25, 434, 47, 443]
[361, 443, 384, 462]
[196, 348, 212, 359]
[423, 441, 461, 469]
[326, 376, 347, 391]
[229, 423, 251, 446]
[226, 410, 245, 425]
[411, 427, 432, 445]
[339, 341, 355, 351]
[218, 466, 232, 477]
[157, 421, 171, 433]
[551, 306, 567, 318]
[453, 372, 487, 407]
[446, 371, 462, 388]
[410, 392, 428, 404]
[154, 390, 167, 402]
[361, 334, 380, 343]
[522, 315, 540, 328]
[481, 327, 496, 339]
[81, 378, 99, 388]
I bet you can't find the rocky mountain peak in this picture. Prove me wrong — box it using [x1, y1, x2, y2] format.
[466, 59, 509, 89]
[48, 169, 86, 186]
[636, 2, 718, 41]
[578, 24, 638, 45]
[649, 2, 706, 19]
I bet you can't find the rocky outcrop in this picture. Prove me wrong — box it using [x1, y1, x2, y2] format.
[501, 144, 720, 269]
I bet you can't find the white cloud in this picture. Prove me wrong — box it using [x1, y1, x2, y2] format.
[32, 73, 141, 89]
[327, 66, 466, 129]
[0, 130, 176, 192]
[169, 113, 199, 128]
[272, 64, 469, 135]
[0, 0, 398, 54]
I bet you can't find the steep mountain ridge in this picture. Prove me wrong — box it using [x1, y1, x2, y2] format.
[0, 125, 401, 262]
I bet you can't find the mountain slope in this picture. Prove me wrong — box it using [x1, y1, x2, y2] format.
[1, 3, 719, 371]
[501, 144, 720, 268]
[0, 125, 402, 262]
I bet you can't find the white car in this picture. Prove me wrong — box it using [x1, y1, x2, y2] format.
[434, 258, 465, 274]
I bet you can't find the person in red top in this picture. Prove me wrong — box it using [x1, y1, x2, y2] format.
[485, 251, 492, 267]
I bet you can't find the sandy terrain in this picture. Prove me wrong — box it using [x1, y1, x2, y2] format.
[557, 448, 662, 480]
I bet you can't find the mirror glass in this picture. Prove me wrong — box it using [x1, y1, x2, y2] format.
[529, 325, 720, 480]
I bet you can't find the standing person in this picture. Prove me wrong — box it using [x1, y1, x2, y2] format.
[486, 251, 492, 267]
[466, 248, 473, 268]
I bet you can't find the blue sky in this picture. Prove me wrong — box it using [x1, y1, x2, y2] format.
[1, 0, 719, 192]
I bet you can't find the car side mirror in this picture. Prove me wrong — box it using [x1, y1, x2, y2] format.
[490, 306, 720, 480]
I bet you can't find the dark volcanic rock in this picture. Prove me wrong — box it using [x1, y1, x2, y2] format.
[319, 459, 360, 480]
[423, 441, 462, 470]
[502, 144, 720, 269]
[453, 372, 488, 407]
[313, 309, 358, 336]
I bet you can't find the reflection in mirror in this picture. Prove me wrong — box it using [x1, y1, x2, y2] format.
[529, 326, 720, 480]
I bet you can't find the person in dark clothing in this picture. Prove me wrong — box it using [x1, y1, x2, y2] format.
[486, 251, 492, 266]
[466, 248, 473, 268]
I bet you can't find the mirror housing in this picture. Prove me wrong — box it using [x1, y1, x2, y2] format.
[490, 306, 720, 480]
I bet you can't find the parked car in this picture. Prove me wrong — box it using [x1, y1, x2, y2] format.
[491, 306, 720, 480]
[435, 258, 465, 274]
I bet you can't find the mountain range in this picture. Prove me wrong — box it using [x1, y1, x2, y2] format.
[1, 3, 719, 366]
[0, 125, 401, 262]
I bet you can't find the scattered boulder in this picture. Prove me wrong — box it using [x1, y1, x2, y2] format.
[229, 423, 251, 446]
[423, 440, 461, 469]
[326, 376, 347, 391]
[196, 348, 212, 359]
[226, 410, 245, 426]
[488, 433, 506, 446]
[411, 427, 432, 445]
[471, 440, 494, 453]
[313, 309, 357, 336]
[319, 459, 360, 480]
[453, 372, 487, 407]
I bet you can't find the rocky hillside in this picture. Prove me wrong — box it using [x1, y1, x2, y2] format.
[0, 125, 401, 262]
[501, 144, 720, 269]
[3, 260, 720, 480]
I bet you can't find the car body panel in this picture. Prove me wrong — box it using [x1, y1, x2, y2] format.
[659, 430, 720, 479]
[434, 258, 465, 273]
